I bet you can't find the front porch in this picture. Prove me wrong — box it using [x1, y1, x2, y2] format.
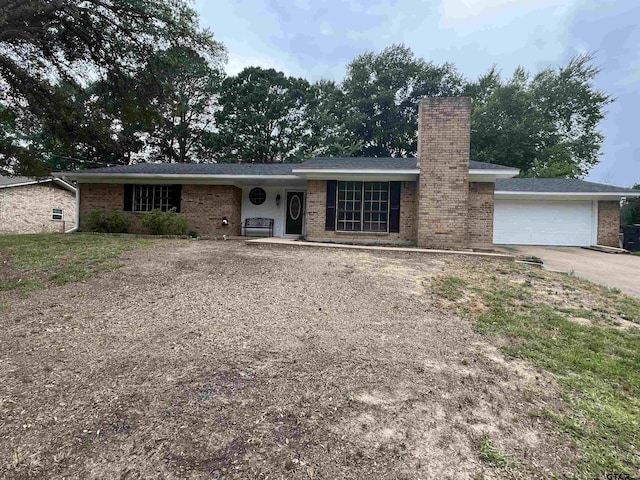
[239, 182, 306, 238]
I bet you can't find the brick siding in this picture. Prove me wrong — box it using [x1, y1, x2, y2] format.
[79, 183, 242, 236]
[416, 97, 472, 249]
[181, 185, 242, 236]
[305, 179, 417, 244]
[468, 182, 495, 248]
[597, 200, 620, 247]
[0, 183, 76, 234]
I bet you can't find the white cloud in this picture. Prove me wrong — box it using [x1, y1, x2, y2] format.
[225, 53, 290, 76]
[439, 0, 573, 25]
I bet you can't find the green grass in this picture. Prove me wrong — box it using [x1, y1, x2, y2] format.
[633, 252, 640, 256]
[434, 269, 640, 478]
[433, 276, 468, 300]
[479, 435, 520, 470]
[0, 233, 150, 294]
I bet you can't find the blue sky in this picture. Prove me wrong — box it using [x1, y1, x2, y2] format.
[195, 0, 639, 187]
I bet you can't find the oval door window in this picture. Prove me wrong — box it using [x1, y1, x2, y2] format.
[289, 195, 301, 221]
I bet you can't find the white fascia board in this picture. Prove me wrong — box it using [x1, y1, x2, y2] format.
[495, 191, 640, 200]
[0, 180, 41, 189]
[291, 168, 419, 175]
[294, 172, 419, 181]
[61, 173, 300, 184]
[52, 177, 77, 193]
[469, 169, 519, 176]
[0, 177, 76, 193]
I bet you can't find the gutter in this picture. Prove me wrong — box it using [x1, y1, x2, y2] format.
[53, 173, 300, 181]
[495, 191, 640, 199]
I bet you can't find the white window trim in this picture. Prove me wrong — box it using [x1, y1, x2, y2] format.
[132, 184, 174, 212]
[335, 181, 391, 234]
[51, 208, 64, 221]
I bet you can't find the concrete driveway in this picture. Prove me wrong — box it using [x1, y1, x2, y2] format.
[502, 245, 640, 297]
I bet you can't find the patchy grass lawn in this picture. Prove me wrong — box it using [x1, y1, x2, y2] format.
[0, 233, 149, 298]
[432, 261, 640, 478]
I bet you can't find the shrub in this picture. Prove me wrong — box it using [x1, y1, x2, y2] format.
[105, 210, 133, 233]
[83, 208, 132, 234]
[140, 209, 189, 236]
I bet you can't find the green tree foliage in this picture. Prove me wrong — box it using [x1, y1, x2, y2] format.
[308, 80, 362, 158]
[0, 0, 224, 175]
[467, 54, 612, 178]
[212, 67, 315, 163]
[622, 183, 640, 227]
[341, 44, 463, 157]
[139, 46, 223, 163]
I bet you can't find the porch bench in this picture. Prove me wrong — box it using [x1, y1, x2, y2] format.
[242, 217, 274, 237]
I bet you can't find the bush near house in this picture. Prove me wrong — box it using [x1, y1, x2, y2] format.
[83, 208, 133, 234]
[140, 208, 189, 236]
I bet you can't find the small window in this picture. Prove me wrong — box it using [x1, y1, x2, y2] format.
[52, 208, 63, 221]
[249, 188, 267, 206]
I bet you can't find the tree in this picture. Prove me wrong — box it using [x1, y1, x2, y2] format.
[140, 46, 223, 163]
[341, 44, 463, 157]
[622, 183, 640, 227]
[307, 80, 362, 158]
[0, 0, 224, 174]
[212, 67, 315, 163]
[467, 54, 612, 178]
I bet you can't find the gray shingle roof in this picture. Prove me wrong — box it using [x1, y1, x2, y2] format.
[64, 158, 518, 176]
[497, 178, 640, 193]
[297, 157, 418, 169]
[297, 157, 518, 171]
[67, 162, 297, 175]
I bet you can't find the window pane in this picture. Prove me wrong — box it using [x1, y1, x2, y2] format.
[362, 182, 389, 232]
[337, 181, 362, 231]
[133, 185, 177, 212]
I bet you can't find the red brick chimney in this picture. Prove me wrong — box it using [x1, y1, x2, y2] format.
[416, 97, 471, 249]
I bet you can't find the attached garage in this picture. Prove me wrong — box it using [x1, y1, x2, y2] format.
[493, 199, 597, 246]
[494, 178, 640, 248]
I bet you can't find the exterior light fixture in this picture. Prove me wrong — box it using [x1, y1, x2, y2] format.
[221, 216, 229, 226]
[275, 194, 281, 206]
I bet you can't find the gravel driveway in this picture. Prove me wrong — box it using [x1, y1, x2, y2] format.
[0, 240, 575, 479]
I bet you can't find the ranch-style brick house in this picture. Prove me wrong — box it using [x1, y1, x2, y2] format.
[58, 97, 640, 249]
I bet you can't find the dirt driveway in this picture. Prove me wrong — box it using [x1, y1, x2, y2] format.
[504, 245, 640, 297]
[0, 241, 576, 479]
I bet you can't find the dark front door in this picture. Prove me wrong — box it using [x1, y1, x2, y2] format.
[285, 191, 304, 235]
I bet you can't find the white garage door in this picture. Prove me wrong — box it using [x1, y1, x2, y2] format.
[493, 200, 596, 246]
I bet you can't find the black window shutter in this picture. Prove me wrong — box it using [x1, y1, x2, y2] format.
[171, 185, 182, 212]
[123, 184, 133, 212]
[325, 180, 337, 231]
[389, 181, 401, 233]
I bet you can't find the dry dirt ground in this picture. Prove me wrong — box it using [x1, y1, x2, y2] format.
[0, 240, 578, 479]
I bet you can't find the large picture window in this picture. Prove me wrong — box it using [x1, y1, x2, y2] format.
[130, 185, 180, 212]
[337, 181, 389, 232]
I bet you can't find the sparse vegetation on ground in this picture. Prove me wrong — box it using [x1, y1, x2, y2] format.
[1, 237, 638, 479]
[432, 261, 640, 477]
[0, 233, 149, 297]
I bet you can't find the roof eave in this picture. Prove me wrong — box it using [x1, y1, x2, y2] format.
[495, 191, 640, 200]
[0, 177, 76, 193]
[54, 172, 300, 183]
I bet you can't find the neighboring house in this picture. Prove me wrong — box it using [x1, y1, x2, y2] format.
[0, 176, 77, 234]
[56, 97, 640, 248]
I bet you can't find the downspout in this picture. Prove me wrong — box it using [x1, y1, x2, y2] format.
[65, 184, 80, 233]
